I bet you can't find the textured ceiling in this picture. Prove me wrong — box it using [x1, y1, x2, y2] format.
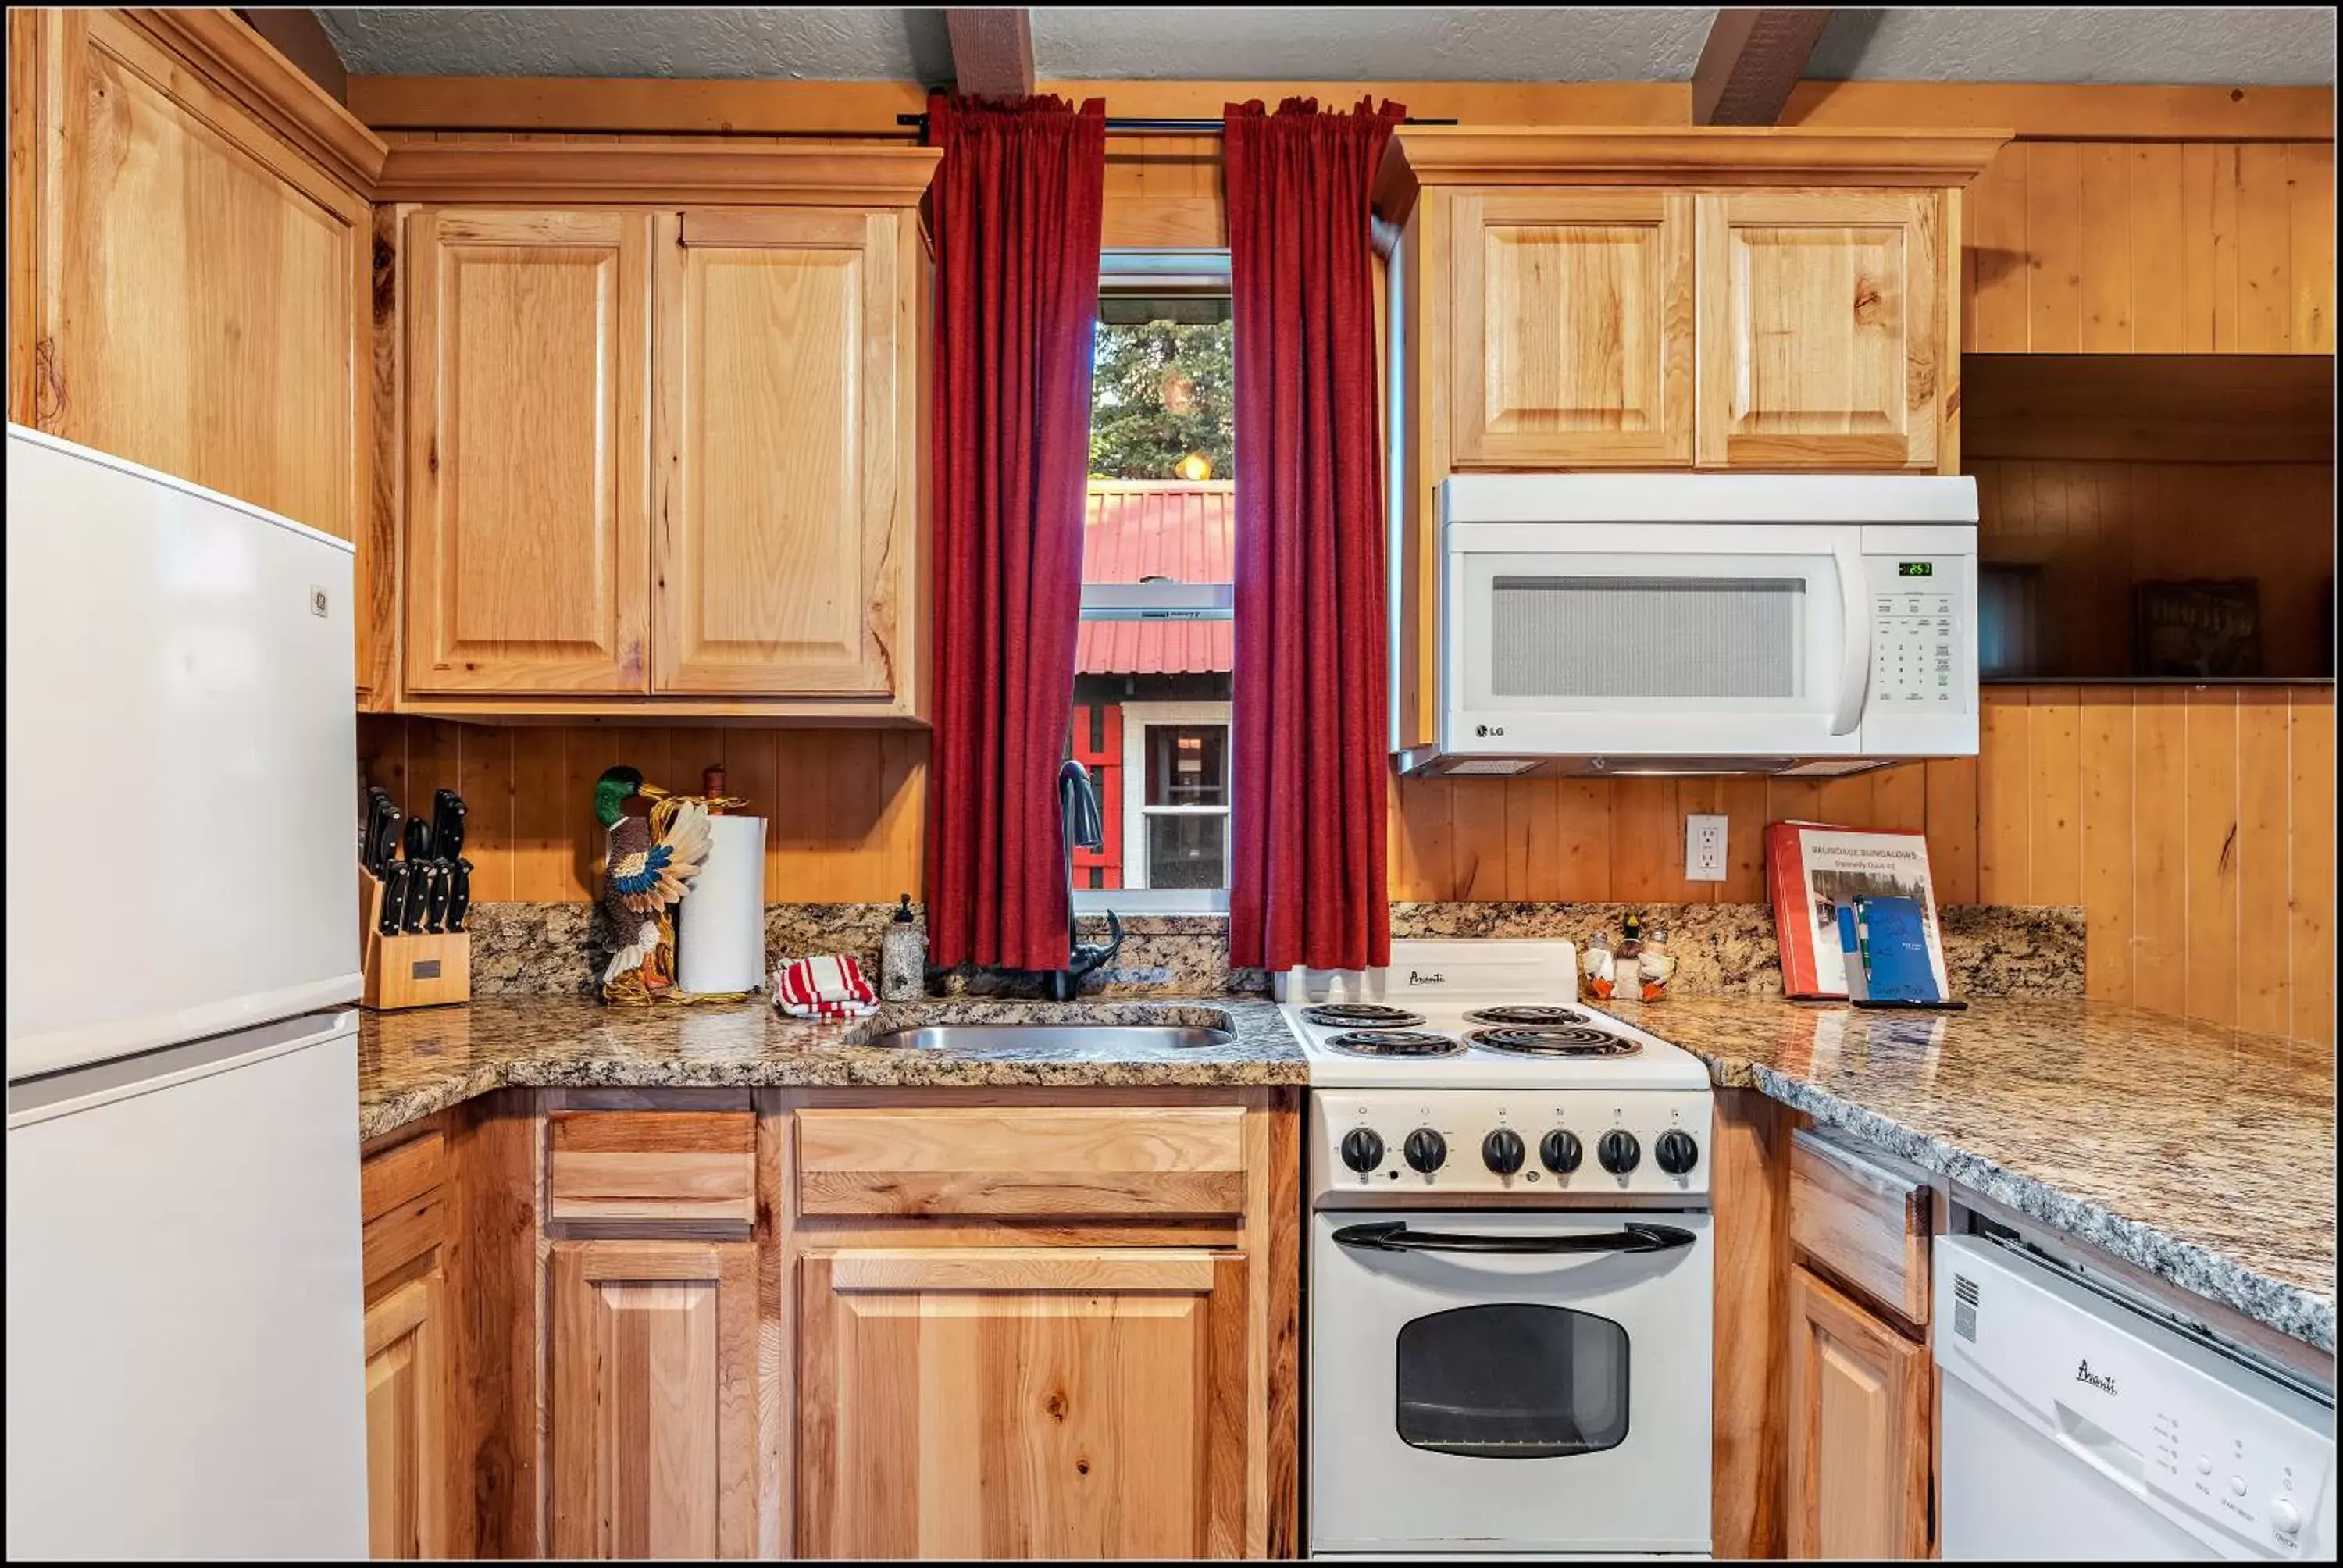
[315, 6, 2338, 87]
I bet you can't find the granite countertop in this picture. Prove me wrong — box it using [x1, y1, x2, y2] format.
[1590, 996, 2338, 1355]
[358, 996, 1305, 1139]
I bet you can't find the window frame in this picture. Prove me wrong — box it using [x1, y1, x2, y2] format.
[1115, 700, 1235, 907]
[1073, 249, 1237, 918]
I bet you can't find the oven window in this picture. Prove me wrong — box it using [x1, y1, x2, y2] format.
[1394, 1303, 1629, 1459]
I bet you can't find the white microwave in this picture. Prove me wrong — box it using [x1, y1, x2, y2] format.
[1400, 473, 1979, 778]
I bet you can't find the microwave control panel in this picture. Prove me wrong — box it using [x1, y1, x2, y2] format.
[1869, 561, 1964, 708]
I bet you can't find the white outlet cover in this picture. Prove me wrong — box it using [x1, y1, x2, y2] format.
[1685, 813, 1728, 882]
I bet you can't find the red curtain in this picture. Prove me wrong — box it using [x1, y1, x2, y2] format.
[923, 94, 1107, 971]
[1224, 97, 1405, 974]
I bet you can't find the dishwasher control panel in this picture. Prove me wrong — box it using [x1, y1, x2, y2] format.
[1935, 1235, 2335, 1559]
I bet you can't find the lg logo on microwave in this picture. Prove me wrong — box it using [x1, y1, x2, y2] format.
[2074, 1359, 2119, 1396]
[1475, 724, 1505, 738]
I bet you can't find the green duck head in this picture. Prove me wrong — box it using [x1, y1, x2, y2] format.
[593, 765, 669, 828]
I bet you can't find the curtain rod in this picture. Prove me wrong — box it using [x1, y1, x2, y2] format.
[894, 113, 1457, 136]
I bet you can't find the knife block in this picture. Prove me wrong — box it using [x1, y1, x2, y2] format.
[360, 871, 471, 1010]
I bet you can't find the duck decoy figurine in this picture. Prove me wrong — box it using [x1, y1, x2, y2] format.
[594, 765, 715, 1003]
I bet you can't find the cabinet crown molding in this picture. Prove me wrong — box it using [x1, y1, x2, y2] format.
[374, 141, 943, 206]
[1376, 124, 2011, 218]
[124, 8, 388, 192]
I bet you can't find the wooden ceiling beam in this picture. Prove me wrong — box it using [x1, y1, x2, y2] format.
[1692, 9, 1832, 126]
[945, 9, 1035, 100]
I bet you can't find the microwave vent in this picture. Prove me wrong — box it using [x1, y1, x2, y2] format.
[1778, 759, 1878, 777]
[1443, 758, 1539, 776]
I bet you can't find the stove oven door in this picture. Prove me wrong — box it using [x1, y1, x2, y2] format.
[1309, 1207, 1713, 1556]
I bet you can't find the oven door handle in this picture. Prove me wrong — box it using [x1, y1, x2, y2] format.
[1331, 1220, 1698, 1256]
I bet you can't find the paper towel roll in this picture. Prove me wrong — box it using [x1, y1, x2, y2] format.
[677, 815, 766, 994]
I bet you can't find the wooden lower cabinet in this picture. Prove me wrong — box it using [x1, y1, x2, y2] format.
[1786, 1266, 1932, 1559]
[359, 1119, 458, 1561]
[365, 1268, 452, 1559]
[797, 1246, 1250, 1559]
[547, 1239, 760, 1559]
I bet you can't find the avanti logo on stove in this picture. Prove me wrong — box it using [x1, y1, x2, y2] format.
[1404, 970, 1448, 987]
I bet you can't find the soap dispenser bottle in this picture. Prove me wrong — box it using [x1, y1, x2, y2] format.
[880, 893, 925, 1001]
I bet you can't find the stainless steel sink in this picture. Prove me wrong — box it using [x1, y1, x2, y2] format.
[859, 1024, 1234, 1052]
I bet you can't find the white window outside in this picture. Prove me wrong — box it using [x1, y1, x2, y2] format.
[1117, 700, 1234, 905]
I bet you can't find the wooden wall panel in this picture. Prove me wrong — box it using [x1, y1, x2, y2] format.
[1968, 457, 2334, 681]
[1382, 684, 2334, 1042]
[358, 718, 928, 903]
[1967, 139, 2335, 353]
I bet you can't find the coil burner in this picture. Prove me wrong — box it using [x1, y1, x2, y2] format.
[1464, 1005, 1592, 1028]
[1303, 1003, 1428, 1029]
[1325, 1030, 1466, 1059]
[1466, 1026, 1642, 1059]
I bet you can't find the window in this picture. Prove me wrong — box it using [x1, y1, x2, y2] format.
[1074, 251, 1235, 914]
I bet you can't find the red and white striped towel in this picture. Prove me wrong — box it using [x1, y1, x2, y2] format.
[773, 954, 879, 1019]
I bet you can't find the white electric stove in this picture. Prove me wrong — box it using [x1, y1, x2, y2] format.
[1287, 939, 1715, 1559]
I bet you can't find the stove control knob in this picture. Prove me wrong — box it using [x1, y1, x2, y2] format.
[1339, 1128, 1385, 1174]
[1540, 1129, 1583, 1174]
[1403, 1128, 1447, 1174]
[1598, 1129, 1641, 1174]
[1655, 1129, 1700, 1176]
[1482, 1128, 1525, 1175]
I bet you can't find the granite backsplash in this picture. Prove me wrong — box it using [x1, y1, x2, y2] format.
[465, 900, 2084, 1002]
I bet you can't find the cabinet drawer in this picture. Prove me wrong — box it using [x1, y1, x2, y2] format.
[547, 1111, 755, 1230]
[794, 1105, 1248, 1217]
[1789, 1128, 1932, 1327]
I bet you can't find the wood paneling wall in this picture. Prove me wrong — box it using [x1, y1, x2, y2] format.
[1388, 686, 2335, 1044]
[1971, 458, 2334, 679]
[357, 718, 926, 903]
[1965, 141, 2335, 354]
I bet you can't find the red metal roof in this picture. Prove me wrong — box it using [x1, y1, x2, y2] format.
[1077, 480, 1235, 676]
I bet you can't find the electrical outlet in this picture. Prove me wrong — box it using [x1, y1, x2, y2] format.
[1685, 814, 1728, 882]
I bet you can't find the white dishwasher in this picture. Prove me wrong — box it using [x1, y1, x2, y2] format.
[1935, 1235, 2334, 1561]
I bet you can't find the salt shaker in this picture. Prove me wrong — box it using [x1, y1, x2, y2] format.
[879, 893, 925, 1001]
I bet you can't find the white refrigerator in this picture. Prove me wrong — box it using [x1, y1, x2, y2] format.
[5, 426, 369, 1559]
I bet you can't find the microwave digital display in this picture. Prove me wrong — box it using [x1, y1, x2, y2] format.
[1898, 562, 1934, 577]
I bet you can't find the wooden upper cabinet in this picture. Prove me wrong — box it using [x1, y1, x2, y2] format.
[797, 1246, 1250, 1559]
[1696, 191, 1942, 471]
[1450, 190, 1694, 467]
[404, 208, 652, 693]
[27, 9, 369, 540]
[1786, 1266, 1932, 1559]
[652, 208, 911, 699]
[549, 1239, 758, 1559]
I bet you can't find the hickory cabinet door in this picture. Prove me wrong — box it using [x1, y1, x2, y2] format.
[797, 1247, 1250, 1559]
[31, 9, 368, 541]
[1449, 190, 1695, 468]
[651, 208, 911, 699]
[363, 1267, 451, 1560]
[403, 208, 652, 693]
[547, 1240, 759, 1559]
[1696, 191, 1942, 471]
[1785, 1266, 1932, 1559]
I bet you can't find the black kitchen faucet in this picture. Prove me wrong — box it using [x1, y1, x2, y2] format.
[1045, 758, 1124, 1002]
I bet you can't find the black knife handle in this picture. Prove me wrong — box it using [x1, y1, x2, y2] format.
[378, 864, 410, 936]
[423, 861, 452, 932]
[404, 816, 432, 863]
[403, 863, 430, 932]
[448, 857, 473, 932]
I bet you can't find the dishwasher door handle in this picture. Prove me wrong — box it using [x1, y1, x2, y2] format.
[1332, 1220, 1698, 1256]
